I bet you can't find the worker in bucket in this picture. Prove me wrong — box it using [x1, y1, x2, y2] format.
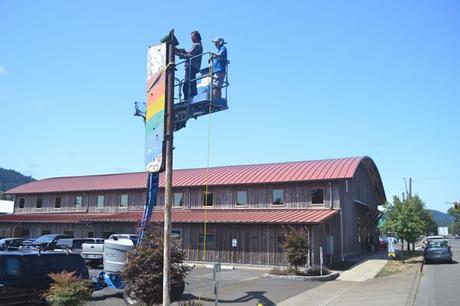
[211, 36, 227, 99]
[176, 31, 203, 99]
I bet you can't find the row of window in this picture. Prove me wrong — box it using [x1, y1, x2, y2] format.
[18, 188, 325, 209]
[174, 188, 325, 207]
[18, 194, 130, 209]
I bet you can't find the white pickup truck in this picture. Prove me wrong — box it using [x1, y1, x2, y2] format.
[81, 234, 137, 268]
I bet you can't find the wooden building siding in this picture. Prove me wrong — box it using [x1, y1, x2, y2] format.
[13, 190, 147, 214]
[176, 223, 312, 266]
[12, 182, 342, 213]
[339, 164, 381, 257]
[155, 182, 340, 210]
[1, 221, 326, 266]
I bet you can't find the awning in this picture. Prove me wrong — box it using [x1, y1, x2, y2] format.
[0, 208, 339, 225]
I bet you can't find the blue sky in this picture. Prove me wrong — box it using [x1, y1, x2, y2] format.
[1, 1, 459, 212]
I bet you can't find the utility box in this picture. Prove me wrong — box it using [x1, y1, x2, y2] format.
[103, 238, 134, 273]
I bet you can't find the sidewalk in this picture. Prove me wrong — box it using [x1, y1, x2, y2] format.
[337, 250, 388, 281]
[279, 251, 420, 306]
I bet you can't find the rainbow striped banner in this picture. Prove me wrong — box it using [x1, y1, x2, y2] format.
[145, 43, 167, 172]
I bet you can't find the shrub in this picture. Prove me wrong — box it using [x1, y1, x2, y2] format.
[42, 271, 92, 306]
[284, 229, 309, 271]
[306, 265, 330, 276]
[269, 267, 289, 275]
[122, 224, 192, 306]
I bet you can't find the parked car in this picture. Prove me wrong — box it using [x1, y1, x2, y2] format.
[0, 250, 89, 305]
[54, 238, 103, 254]
[424, 239, 453, 264]
[0, 238, 27, 251]
[422, 235, 446, 247]
[31, 234, 73, 250]
[378, 236, 388, 249]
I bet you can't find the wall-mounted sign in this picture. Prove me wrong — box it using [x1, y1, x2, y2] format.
[145, 43, 167, 172]
[232, 238, 237, 248]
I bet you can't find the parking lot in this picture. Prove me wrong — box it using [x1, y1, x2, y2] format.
[88, 266, 321, 305]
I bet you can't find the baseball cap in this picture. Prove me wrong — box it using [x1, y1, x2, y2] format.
[212, 36, 226, 44]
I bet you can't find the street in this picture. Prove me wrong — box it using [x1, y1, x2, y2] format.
[415, 239, 460, 306]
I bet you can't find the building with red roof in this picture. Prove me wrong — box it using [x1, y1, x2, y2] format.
[0, 156, 385, 266]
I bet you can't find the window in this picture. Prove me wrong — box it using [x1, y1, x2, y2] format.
[103, 231, 114, 239]
[87, 231, 94, 238]
[203, 191, 214, 207]
[41, 230, 51, 235]
[236, 191, 248, 206]
[198, 233, 215, 244]
[120, 194, 129, 208]
[311, 188, 324, 205]
[21, 229, 30, 237]
[172, 229, 183, 246]
[75, 196, 82, 209]
[54, 197, 61, 209]
[174, 192, 184, 207]
[19, 198, 25, 209]
[272, 189, 284, 205]
[63, 231, 74, 236]
[97, 195, 104, 209]
[5, 257, 23, 278]
[36, 198, 42, 209]
[277, 235, 286, 252]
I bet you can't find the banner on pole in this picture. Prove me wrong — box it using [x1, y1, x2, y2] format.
[145, 43, 167, 172]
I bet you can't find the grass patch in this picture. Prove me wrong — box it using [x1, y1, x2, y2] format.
[376, 254, 423, 277]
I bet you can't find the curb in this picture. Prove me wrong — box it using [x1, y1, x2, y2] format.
[405, 262, 423, 306]
[263, 271, 340, 281]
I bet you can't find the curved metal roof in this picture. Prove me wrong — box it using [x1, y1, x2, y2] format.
[5, 156, 385, 202]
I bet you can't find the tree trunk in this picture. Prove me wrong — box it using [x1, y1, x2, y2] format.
[401, 239, 405, 263]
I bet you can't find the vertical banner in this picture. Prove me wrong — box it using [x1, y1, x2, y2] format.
[145, 43, 167, 172]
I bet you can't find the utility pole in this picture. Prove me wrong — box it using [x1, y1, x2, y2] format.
[408, 177, 412, 199]
[163, 30, 176, 306]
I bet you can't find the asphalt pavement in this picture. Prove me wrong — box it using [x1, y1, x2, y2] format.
[88, 266, 322, 306]
[415, 238, 460, 306]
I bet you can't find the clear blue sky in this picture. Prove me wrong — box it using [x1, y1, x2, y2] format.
[1, 1, 459, 213]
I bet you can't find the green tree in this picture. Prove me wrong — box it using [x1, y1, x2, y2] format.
[380, 195, 426, 261]
[284, 229, 308, 272]
[121, 224, 191, 306]
[448, 207, 460, 235]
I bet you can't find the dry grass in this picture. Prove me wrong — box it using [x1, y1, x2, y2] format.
[376, 255, 423, 277]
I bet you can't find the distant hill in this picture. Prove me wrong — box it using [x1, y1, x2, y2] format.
[429, 209, 455, 227]
[0, 168, 35, 193]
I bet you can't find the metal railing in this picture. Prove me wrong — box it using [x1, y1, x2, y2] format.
[174, 51, 229, 103]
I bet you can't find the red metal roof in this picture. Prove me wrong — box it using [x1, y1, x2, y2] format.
[0, 209, 339, 224]
[6, 157, 383, 197]
[0, 213, 113, 224]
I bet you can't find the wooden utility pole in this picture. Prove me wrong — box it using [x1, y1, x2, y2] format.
[163, 30, 175, 306]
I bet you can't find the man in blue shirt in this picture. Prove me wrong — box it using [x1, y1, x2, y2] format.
[211, 37, 227, 99]
[176, 31, 203, 99]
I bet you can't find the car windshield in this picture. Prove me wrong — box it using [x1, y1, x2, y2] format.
[34, 235, 56, 243]
[427, 240, 448, 248]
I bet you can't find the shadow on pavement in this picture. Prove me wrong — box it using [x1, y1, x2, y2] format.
[91, 292, 123, 301]
[181, 290, 275, 305]
[330, 261, 356, 271]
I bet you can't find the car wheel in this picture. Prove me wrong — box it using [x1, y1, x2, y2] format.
[123, 288, 139, 306]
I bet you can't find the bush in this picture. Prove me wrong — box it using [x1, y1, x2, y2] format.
[42, 271, 92, 306]
[122, 224, 192, 306]
[306, 265, 330, 276]
[284, 229, 309, 271]
[269, 267, 289, 275]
